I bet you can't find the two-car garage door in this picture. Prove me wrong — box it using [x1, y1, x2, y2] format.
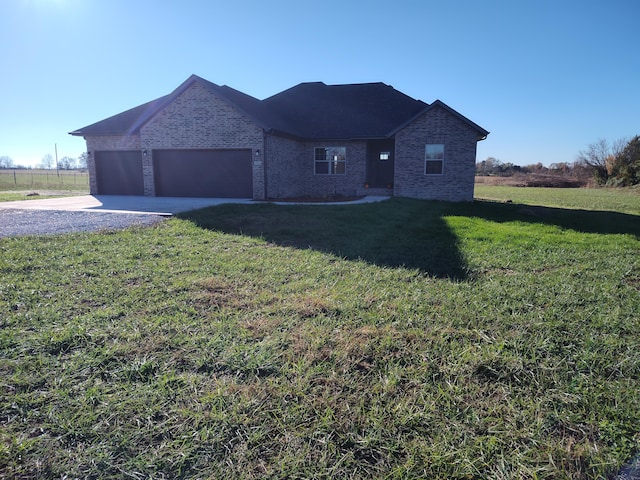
[94, 149, 252, 197]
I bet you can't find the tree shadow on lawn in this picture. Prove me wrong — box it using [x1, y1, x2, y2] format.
[179, 198, 469, 280]
[464, 200, 640, 238]
[179, 198, 639, 279]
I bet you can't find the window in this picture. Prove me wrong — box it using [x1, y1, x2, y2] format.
[379, 151, 390, 161]
[425, 144, 444, 175]
[315, 147, 346, 175]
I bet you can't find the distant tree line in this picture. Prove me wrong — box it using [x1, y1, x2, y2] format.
[477, 135, 640, 186]
[476, 157, 592, 179]
[0, 156, 16, 168]
[0, 152, 88, 170]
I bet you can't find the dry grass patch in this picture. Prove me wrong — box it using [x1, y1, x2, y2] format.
[1, 196, 638, 478]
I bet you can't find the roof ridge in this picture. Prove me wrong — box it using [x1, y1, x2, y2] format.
[127, 74, 207, 132]
[325, 81, 389, 87]
[70, 75, 487, 142]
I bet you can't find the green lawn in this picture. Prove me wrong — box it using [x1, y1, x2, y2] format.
[0, 168, 89, 201]
[1, 192, 639, 478]
[474, 184, 640, 215]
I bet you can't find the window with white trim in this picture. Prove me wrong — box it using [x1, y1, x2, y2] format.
[425, 144, 444, 175]
[315, 147, 346, 175]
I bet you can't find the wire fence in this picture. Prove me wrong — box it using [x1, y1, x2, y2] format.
[0, 169, 89, 191]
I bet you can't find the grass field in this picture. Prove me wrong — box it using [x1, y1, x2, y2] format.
[475, 184, 640, 215]
[0, 169, 89, 193]
[1, 188, 639, 478]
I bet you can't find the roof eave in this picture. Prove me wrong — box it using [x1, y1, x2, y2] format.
[386, 100, 489, 140]
[267, 128, 393, 142]
[68, 75, 204, 138]
[68, 130, 140, 137]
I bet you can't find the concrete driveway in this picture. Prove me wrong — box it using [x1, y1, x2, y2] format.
[0, 194, 391, 215]
[0, 195, 254, 216]
[0, 194, 390, 238]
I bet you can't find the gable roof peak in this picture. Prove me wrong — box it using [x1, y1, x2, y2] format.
[387, 99, 489, 140]
[70, 75, 487, 142]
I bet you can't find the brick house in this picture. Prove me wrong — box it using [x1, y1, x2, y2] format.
[70, 74, 488, 201]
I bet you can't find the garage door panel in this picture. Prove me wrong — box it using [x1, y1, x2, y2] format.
[153, 149, 252, 198]
[95, 151, 144, 195]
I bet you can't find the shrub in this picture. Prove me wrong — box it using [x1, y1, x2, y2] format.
[609, 135, 640, 186]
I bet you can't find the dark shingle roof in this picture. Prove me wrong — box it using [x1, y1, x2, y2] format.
[70, 75, 487, 141]
[196, 78, 278, 130]
[69, 75, 274, 137]
[69, 94, 172, 136]
[262, 82, 428, 139]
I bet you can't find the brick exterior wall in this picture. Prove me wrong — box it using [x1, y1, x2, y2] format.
[81, 82, 480, 202]
[264, 135, 305, 198]
[264, 135, 368, 199]
[141, 83, 265, 199]
[394, 104, 479, 202]
[84, 83, 265, 199]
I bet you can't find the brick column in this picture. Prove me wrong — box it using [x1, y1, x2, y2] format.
[141, 148, 155, 196]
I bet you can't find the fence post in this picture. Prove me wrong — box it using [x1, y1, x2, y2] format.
[14, 171, 17, 184]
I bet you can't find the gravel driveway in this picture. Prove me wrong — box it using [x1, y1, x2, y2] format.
[0, 209, 165, 238]
[0, 195, 258, 238]
[0, 195, 389, 238]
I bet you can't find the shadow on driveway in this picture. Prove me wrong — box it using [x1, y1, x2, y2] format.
[0, 195, 253, 215]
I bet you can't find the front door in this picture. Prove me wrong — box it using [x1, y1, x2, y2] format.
[366, 139, 395, 188]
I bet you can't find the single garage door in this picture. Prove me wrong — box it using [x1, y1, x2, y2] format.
[94, 151, 144, 195]
[153, 149, 252, 198]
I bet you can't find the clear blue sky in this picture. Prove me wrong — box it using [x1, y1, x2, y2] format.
[1, 0, 638, 167]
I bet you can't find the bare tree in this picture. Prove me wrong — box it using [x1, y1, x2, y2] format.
[0, 156, 14, 168]
[39, 154, 54, 169]
[58, 156, 77, 169]
[77, 152, 88, 169]
[576, 138, 625, 184]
